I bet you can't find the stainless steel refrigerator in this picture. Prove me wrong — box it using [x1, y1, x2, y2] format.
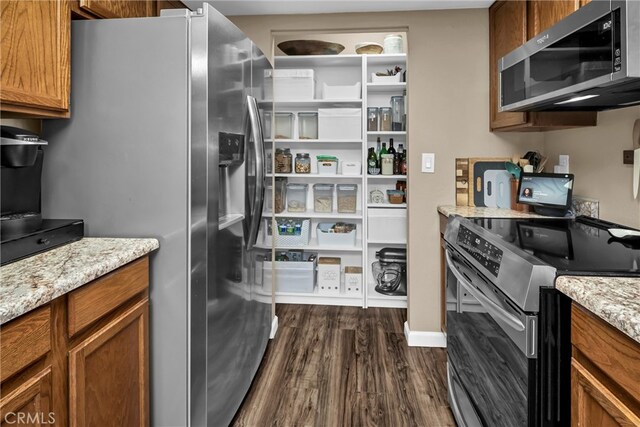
[42, 5, 272, 426]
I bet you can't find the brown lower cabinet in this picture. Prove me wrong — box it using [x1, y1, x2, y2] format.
[0, 256, 150, 427]
[571, 303, 640, 426]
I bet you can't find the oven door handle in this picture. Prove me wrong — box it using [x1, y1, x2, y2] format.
[445, 249, 525, 332]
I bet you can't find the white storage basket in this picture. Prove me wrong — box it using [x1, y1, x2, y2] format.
[322, 82, 361, 100]
[318, 108, 361, 140]
[316, 223, 357, 247]
[262, 258, 316, 293]
[263, 218, 311, 247]
[367, 209, 406, 243]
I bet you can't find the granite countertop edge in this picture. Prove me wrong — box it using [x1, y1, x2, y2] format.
[437, 205, 547, 219]
[556, 275, 640, 344]
[0, 237, 159, 325]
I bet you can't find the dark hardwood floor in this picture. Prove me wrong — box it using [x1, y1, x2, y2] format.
[233, 305, 455, 426]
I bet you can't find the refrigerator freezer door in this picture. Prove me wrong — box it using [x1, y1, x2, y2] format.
[202, 5, 272, 427]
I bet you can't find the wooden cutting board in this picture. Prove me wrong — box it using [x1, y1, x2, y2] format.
[455, 158, 469, 206]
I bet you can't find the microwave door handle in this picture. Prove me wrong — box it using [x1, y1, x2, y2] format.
[246, 95, 265, 251]
[445, 249, 525, 332]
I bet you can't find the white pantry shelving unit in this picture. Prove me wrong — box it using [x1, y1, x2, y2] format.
[260, 51, 408, 309]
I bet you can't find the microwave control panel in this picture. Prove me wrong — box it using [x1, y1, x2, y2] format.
[456, 225, 503, 277]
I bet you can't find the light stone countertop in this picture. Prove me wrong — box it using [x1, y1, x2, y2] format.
[0, 237, 159, 325]
[556, 276, 640, 344]
[438, 205, 548, 218]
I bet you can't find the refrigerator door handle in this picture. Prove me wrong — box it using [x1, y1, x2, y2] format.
[246, 95, 265, 251]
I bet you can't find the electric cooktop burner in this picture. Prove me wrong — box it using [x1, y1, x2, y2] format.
[1, 219, 84, 266]
[469, 216, 640, 276]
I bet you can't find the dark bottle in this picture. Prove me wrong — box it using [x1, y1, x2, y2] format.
[401, 148, 407, 175]
[388, 138, 396, 155]
[367, 147, 379, 175]
[376, 137, 381, 155]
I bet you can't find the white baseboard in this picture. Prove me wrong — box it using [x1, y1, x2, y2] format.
[269, 315, 278, 339]
[404, 321, 446, 347]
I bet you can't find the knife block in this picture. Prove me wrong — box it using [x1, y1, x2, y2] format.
[510, 178, 530, 212]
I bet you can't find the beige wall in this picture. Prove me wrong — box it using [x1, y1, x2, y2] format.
[543, 107, 640, 228]
[230, 9, 545, 334]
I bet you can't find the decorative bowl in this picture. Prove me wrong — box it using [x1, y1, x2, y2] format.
[277, 40, 345, 56]
[355, 42, 383, 55]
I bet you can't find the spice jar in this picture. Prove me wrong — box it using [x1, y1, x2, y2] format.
[295, 153, 311, 174]
[275, 148, 292, 173]
[379, 107, 392, 131]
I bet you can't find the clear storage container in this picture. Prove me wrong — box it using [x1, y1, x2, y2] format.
[275, 112, 294, 139]
[337, 184, 357, 213]
[380, 107, 392, 131]
[391, 96, 405, 131]
[286, 183, 308, 212]
[367, 107, 380, 132]
[273, 178, 287, 213]
[313, 183, 334, 213]
[298, 112, 318, 139]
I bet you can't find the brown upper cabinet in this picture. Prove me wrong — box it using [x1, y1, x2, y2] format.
[0, 0, 70, 118]
[74, 0, 155, 19]
[489, 0, 598, 132]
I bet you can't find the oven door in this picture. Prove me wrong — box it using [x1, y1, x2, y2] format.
[445, 246, 538, 427]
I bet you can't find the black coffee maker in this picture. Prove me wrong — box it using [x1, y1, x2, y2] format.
[1, 126, 47, 235]
[1, 126, 84, 264]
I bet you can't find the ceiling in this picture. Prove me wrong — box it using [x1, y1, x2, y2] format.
[196, 0, 495, 16]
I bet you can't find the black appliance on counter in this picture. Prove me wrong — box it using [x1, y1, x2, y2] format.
[443, 215, 640, 427]
[372, 247, 407, 296]
[1, 126, 83, 265]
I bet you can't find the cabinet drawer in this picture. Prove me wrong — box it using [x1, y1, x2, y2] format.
[1, 306, 51, 382]
[68, 256, 149, 337]
[439, 213, 448, 236]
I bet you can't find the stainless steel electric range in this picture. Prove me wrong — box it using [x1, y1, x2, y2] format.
[443, 215, 640, 427]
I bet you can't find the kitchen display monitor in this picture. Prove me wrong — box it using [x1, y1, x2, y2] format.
[517, 173, 574, 216]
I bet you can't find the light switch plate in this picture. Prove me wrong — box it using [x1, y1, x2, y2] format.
[422, 153, 435, 173]
[558, 155, 569, 166]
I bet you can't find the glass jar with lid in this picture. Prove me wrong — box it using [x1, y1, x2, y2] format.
[390, 96, 405, 131]
[295, 153, 311, 174]
[275, 148, 292, 173]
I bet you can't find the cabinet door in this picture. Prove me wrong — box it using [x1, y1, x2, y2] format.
[528, 0, 581, 38]
[0, 369, 53, 427]
[0, 0, 70, 118]
[78, 0, 154, 18]
[156, 0, 184, 16]
[489, 1, 528, 130]
[571, 358, 640, 426]
[69, 300, 149, 427]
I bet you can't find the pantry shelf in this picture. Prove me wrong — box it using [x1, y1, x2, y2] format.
[367, 131, 407, 136]
[274, 211, 363, 219]
[265, 99, 363, 109]
[367, 175, 407, 180]
[367, 280, 407, 308]
[275, 291, 363, 307]
[366, 82, 406, 92]
[272, 138, 363, 144]
[256, 238, 363, 252]
[367, 203, 406, 209]
[269, 173, 363, 180]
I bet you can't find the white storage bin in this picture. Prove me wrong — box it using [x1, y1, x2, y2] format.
[341, 161, 361, 176]
[264, 69, 315, 101]
[371, 73, 402, 83]
[316, 223, 357, 247]
[322, 82, 361, 100]
[344, 266, 362, 295]
[263, 218, 311, 247]
[367, 208, 406, 243]
[318, 257, 341, 295]
[262, 257, 317, 293]
[318, 108, 362, 140]
[317, 157, 338, 175]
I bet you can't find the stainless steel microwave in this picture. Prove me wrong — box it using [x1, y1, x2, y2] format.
[499, 0, 640, 112]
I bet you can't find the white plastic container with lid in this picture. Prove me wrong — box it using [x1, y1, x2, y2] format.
[341, 161, 361, 176]
[383, 34, 404, 54]
[318, 108, 361, 140]
[264, 69, 315, 100]
[317, 257, 341, 295]
[317, 156, 339, 175]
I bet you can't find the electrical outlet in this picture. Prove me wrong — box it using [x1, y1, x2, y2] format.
[623, 150, 634, 165]
[421, 153, 435, 173]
